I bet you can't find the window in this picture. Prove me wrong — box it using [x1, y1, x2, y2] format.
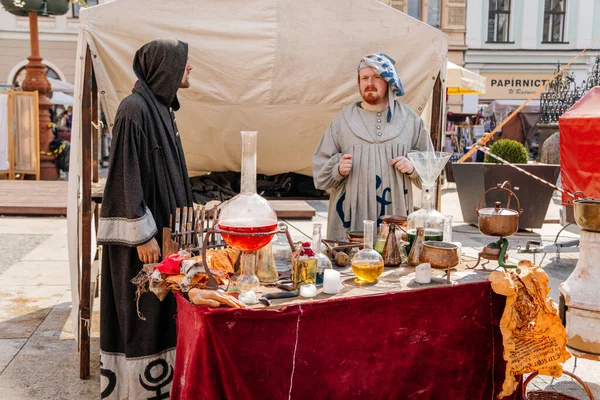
[487, 0, 511, 43]
[407, 0, 421, 20]
[12, 66, 59, 87]
[543, 0, 566, 43]
[72, 0, 99, 18]
[427, 0, 441, 27]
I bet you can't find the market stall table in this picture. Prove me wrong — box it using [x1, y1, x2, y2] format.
[171, 263, 523, 399]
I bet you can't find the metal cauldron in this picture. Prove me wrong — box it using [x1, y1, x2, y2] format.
[419, 241, 459, 269]
[573, 192, 600, 232]
[476, 182, 523, 237]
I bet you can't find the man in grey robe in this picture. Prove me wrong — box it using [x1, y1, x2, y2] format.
[313, 53, 433, 240]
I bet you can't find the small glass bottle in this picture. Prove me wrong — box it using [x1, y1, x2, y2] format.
[351, 220, 384, 283]
[291, 242, 317, 288]
[237, 253, 260, 304]
[256, 242, 278, 283]
[312, 223, 333, 285]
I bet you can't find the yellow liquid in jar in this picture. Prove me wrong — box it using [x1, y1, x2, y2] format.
[351, 261, 384, 283]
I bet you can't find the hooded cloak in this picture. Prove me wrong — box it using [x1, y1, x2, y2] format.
[97, 39, 192, 399]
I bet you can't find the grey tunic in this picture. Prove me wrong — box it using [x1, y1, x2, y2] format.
[313, 101, 433, 240]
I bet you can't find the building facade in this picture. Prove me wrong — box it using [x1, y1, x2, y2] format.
[380, 0, 468, 111]
[464, 0, 600, 111]
[0, 1, 99, 86]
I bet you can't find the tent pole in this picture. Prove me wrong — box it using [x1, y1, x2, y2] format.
[80, 45, 93, 380]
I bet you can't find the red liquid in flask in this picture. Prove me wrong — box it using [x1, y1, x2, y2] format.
[218, 222, 278, 252]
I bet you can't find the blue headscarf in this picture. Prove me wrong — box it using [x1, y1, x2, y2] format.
[357, 53, 404, 122]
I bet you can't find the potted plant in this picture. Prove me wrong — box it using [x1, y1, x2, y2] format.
[453, 139, 560, 230]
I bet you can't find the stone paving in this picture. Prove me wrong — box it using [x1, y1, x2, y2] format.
[0, 185, 598, 399]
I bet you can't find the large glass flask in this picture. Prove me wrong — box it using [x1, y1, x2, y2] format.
[406, 151, 451, 251]
[218, 131, 278, 252]
[312, 223, 333, 285]
[351, 220, 384, 283]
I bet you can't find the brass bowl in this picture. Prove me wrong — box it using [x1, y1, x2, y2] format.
[419, 241, 459, 269]
[574, 199, 600, 232]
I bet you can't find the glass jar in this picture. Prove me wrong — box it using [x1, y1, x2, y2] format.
[406, 151, 451, 252]
[351, 220, 384, 283]
[312, 223, 333, 285]
[237, 253, 260, 304]
[443, 215, 453, 242]
[271, 223, 293, 272]
[256, 242, 278, 283]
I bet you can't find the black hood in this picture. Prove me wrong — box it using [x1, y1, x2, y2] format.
[132, 39, 188, 110]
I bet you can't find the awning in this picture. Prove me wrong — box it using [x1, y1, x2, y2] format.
[482, 99, 540, 119]
[50, 91, 74, 106]
[48, 77, 75, 94]
[446, 61, 486, 95]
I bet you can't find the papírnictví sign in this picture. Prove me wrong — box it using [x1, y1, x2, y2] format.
[481, 73, 554, 100]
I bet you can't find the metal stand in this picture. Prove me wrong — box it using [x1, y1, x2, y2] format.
[200, 224, 295, 290]
[470, 237, 517, 270]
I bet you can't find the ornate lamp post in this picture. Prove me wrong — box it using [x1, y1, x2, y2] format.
[1, 0, 70, 180]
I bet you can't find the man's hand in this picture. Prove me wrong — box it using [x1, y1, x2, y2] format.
[188, 288, 246, 308]
[391, 156, 415, 174]
[137, 238, 161, 264]
[338, 154, 353, 176]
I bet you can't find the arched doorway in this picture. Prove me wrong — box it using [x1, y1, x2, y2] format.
[12, 65, 60, 87]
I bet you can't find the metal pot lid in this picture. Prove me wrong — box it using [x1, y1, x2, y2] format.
[478, 207, 518, 216]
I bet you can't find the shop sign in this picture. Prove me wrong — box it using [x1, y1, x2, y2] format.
[481, 73, 554, 100]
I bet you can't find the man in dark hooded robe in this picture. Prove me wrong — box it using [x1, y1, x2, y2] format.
[97, 39, 193, 399]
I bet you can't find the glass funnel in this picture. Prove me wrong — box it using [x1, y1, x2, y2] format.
[218, 131, 278, 252]
[406, 151, 451, 251]
[351, 220, 384, 283]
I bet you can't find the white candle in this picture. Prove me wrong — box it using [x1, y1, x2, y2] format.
[415, 263, 431, 284]
[323, 269, 341, 294]
[300, 283, 317, 298]
[238, 290, 258, 305]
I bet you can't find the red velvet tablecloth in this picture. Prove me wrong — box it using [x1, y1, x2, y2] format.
[172, 281, 522, 399]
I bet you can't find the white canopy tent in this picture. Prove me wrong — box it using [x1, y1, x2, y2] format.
[48, 77, 75, 94]
[67, 0, 449, 378]
[50, 91, 74, 106]
[446, 61, 486, 95]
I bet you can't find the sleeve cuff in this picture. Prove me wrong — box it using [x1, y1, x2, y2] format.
[407, 167, 420, 180]
[97, 207, 158, 246]
[333, 162, 346, 181]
